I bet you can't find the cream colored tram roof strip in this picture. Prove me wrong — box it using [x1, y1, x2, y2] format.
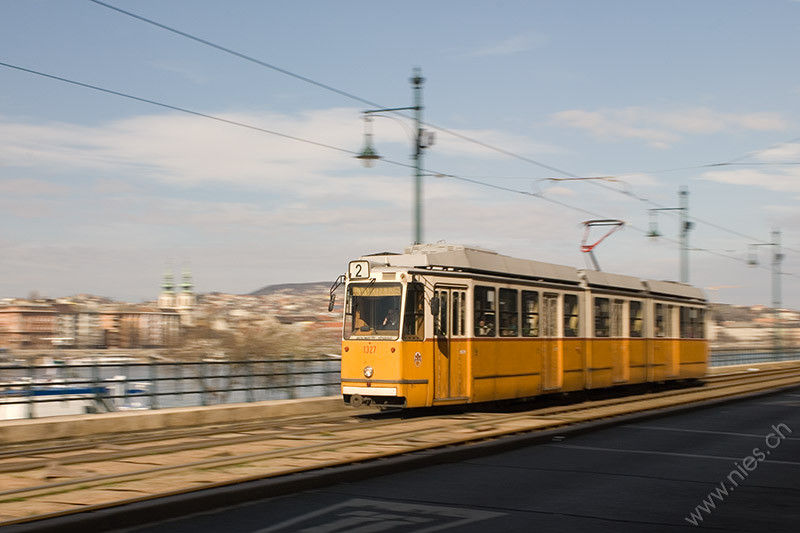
[360, 244, 581, 285]
[356, 243, 706, 303]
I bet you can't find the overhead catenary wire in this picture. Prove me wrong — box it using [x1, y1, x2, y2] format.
[85, 0, 581, 178]
[87, 0, 385, 111]
[0, 60, 795, 281]
[0, 61, 358, 157]
[88, 0, 798, 256]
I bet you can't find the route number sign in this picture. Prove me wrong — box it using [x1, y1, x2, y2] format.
[348, 260, 370, 280]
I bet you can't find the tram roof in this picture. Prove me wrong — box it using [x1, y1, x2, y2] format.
[581, 270, 645, 292]
[363, 244, 582, 284]
[359, 244, 706, 302]
[644, 280, 706, 301]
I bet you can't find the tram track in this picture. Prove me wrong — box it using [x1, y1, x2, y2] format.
[0, 410, 365, 466]
[1, 363, 787, 465]
[1, 363, 800, 528]
[0, 363, 786, 464]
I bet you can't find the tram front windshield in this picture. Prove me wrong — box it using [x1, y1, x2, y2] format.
[345, 283, 402, 340]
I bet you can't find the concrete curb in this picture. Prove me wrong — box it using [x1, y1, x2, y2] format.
[0, 396, 345, 445]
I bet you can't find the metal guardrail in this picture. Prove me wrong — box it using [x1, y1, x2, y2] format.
[2, 348, 798, 419]
[709, 346, 800, 367]
[0, 356, 341, 419]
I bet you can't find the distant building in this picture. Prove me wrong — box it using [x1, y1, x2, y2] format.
[0, 303, 57, 349]
[101, 306, 181, 349]
[0, 298, 182, 350]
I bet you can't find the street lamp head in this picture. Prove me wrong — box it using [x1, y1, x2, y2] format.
[357, 115, 382, 168]
[356, 140, 381, 168]
[411, 67, 424, 87]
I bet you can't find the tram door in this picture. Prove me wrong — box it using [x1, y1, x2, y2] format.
[433, 286, 468, 400]
[542, 293, 562, 390]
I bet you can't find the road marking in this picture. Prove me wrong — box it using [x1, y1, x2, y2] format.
[547, 444, 800, 465]
[255, 498, 504, 533]
[624, 425, 800, 441]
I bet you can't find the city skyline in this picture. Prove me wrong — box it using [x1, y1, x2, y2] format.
[1, 1, 798, 308]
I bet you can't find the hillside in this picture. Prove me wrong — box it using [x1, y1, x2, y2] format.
[249, 282, 331, 297]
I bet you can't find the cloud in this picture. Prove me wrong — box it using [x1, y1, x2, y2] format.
[0, 108, 553, 190]
[148, 60, 210, 85]
[431, 126, 560, 160]
[701, 167, 800, 195]
[754, 142, 800, 161]
[551, 109, 680, 148]
[0, 109, 366, 190]
[0, 178, 70, 196]
[551, 107, 788, 148]
[463, 33, 547, 58]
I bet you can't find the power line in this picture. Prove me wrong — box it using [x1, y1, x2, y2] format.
[1, 59, 795, 281]
[723, 135, 800, 165]
[0, 59, 611, 231]
[0, 61, 610, 241]
[87, 0, 384, 110]
[88, 0, 579, 179]
[0, 61, 359, 158]
[89, 0, 798, 255]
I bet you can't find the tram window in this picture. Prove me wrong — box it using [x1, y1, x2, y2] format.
[680, 306, 705, 339]
[655, 303, 672, 337]
[474, 286, 496, 337]
[521, 291, 539, 337]
[563, 294, 580, 337]
[437, 289, 448, 336]
[655, 303, 665, 337]
[345, 283, 402, 340]
[499, 289, 519, 337]
[403, 283, 424, 341]
[629, 301, 643, 338]
[680, 307, 690, 338]
[594, 297, 610, 337]
[697, 309, 706, 339]
[452, 291, 466, 336]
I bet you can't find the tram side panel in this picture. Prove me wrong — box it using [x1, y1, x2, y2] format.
[471, 338, 498, 403]
[562, 338, 585, 391]
[678, 305, 708, 379]
[679, 340, 708, 379]
[471, 283, 548, 403]
[629, 339, 648, 383]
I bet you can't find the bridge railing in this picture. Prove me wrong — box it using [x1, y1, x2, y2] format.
[0, 355, 341, 419]
[709, 346, 800, 367]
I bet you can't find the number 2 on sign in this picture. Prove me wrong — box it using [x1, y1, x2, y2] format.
[349, 260, 369, 279]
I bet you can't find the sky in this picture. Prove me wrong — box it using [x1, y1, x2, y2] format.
[0, 0, 799, 309]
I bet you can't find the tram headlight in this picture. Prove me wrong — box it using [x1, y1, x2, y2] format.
[364, 366, 374, 378]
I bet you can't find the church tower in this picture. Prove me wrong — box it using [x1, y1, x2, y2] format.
[158, 269, 176, 308]
[176, 267, 196, 309]
[175, 265, 196, 326]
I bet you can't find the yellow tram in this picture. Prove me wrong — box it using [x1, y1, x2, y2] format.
[335, 244, 707, 408]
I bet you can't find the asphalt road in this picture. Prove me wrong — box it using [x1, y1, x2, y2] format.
[104, 386, 800, 532]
